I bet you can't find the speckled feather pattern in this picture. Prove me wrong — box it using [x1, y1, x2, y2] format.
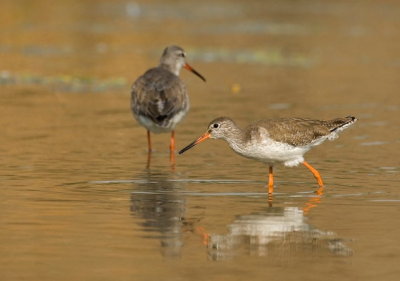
[247, 117, 355, 146]
[206, 116, 357, 167]
[131, 67, 189, 132]
[130, 45, 205, 134]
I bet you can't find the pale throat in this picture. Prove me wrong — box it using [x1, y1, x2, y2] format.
[223, 128, 247, 150]
[160, 63, 182, 76]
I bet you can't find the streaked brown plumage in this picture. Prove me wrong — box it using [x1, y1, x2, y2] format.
[247, 116, 355, 146]
[132, 67, 188, 129]
[179, 116, 357, 193]
[131, 45, 205, 154]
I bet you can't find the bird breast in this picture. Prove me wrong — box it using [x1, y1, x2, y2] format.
[226, 127, 310, 167]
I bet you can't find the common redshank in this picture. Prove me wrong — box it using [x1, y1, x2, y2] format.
[131, 45, 206, 158]
[179, 116, 357, 193]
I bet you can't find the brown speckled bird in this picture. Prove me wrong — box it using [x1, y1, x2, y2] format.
[131, 45, 206, 153]
[179, 116, 357, 193]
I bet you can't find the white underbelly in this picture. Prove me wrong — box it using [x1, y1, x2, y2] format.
[228, 139, 312, 167]
[135, 110, 187, 133]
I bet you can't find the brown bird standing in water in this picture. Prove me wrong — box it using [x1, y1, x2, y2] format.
[131, 45, 206, 164]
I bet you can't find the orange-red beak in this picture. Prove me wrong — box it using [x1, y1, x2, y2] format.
[184, 63, 206, 82]
[178, 132, 210, 154]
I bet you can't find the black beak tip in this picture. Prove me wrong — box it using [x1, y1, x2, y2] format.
[190, 69, 206, 82]
[178, 141, 197, 155]
[178, 146, 191, 155]
[198, 74, 206, 82]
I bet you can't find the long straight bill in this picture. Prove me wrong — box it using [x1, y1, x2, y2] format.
[178, 132, 210, 154]
[184, 63, 206, 82]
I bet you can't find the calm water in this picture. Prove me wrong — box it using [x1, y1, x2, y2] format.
[1, 0, 400, 280]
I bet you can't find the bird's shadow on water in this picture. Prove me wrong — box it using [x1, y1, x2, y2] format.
[129, 170, 352, 260]
[130, 169, 192, 257]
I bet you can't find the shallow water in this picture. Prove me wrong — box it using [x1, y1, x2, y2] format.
[1, 0, 400, 280]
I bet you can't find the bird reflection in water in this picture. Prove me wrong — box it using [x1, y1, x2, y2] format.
[130, 170, 193, 257]
[198, 187, 352, 260]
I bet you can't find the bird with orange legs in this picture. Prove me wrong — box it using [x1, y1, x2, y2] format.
[131, 45, 206, 166]
[179, 116, 357, 193]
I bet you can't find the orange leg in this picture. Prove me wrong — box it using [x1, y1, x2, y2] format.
[147, 130, 152, 152]
[195, 226, 210, 246]
[268, 166, 274, 194]
[169, 130, 175, 152]
[302, 161, 324, 187]
[169, 131, 176, 168]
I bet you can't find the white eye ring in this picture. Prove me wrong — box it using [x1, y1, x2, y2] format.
[213, 123, 219, 128]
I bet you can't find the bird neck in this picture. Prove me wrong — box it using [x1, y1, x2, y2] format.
[222, 126, 247, 150]
[159, 63, 181, 76]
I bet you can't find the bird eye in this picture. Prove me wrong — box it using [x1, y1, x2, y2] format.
[213, 123, 219, 128]
[180, 52, 186, 58]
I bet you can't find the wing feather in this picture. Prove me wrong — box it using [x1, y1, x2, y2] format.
[249, 117, 355, 146]
[249, 118, 331, 146]
[131, 68, 188, 126]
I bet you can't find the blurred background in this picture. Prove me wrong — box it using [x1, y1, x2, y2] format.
[1, 1, 399, 281]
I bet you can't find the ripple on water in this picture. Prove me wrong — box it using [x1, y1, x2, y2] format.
[86, 178, 388, 201]
[360, 141, 389, 146]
